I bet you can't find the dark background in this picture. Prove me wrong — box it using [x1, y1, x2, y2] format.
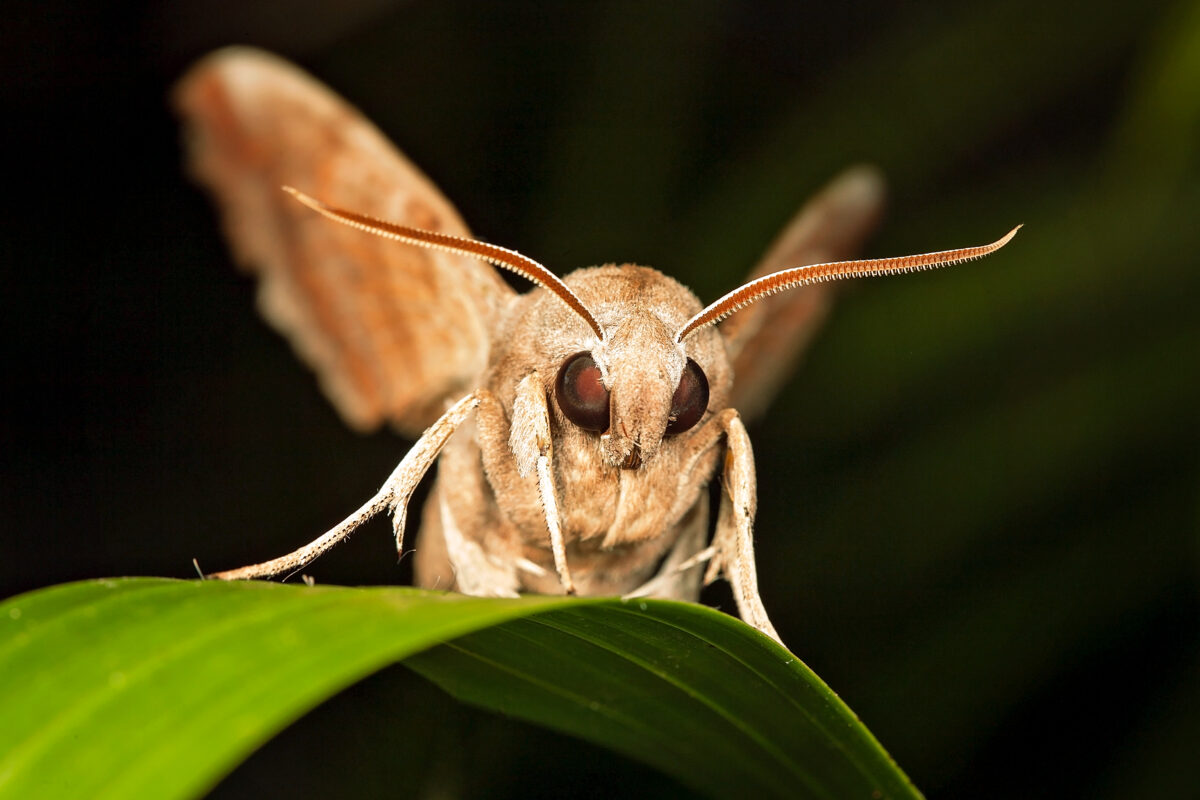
[3, 0, 1198, 797]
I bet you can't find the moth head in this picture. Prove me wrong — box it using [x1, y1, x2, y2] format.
[552, 280, 715, 469]
[555, 350, 708, 469]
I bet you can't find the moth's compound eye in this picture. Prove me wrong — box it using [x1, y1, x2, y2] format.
[665, 359, 709, 435]
[556, 352, 610, 432]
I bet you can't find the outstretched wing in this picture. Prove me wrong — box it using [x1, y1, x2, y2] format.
[721, 166, 886, 421]
[174, 47, 513, 435]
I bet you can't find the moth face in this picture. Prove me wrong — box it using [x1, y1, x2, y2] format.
[554, 312, 708, 469]
[537, 266, 727, 471]
[557, 352, 709, 437]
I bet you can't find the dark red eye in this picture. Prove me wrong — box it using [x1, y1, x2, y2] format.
[555, 352, 610, 431]
[665, 359, 709, 435]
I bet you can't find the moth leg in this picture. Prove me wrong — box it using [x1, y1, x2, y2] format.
[208, 392, 482, 580]
[537, 454, 574, 594]
[705, 412, 782, 644]
[509, 372, 575, 594]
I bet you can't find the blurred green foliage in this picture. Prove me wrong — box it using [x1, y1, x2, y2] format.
[0, 580, 921, 800]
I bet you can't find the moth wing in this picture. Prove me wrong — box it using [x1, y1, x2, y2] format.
[174, 47, 513, 435]
[721, 166, 886, 421]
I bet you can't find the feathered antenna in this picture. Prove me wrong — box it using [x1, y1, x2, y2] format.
[283, 187, 605, 340]
[676, 226, 1022, 343]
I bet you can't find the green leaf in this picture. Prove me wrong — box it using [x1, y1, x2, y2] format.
[0, 579, 918, 800]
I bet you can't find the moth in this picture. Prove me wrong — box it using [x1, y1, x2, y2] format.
[175, 48, 1016, 644]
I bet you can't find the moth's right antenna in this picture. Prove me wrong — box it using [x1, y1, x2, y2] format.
[283, 187, 605, 341]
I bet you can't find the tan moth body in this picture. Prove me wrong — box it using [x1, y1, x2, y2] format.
[424, 265, 732, 597]
[176, 48, 1017, 645]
